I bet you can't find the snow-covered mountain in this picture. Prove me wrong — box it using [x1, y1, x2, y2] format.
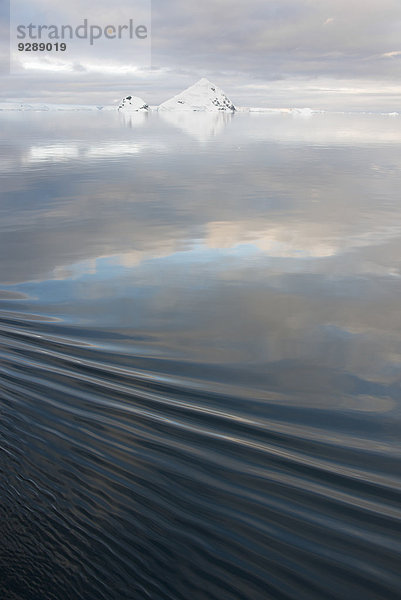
[158, 78, 236, 112]
[118, 96, 149, 111]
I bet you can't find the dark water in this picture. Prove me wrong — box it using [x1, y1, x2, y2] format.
[1, 110, 401, 600]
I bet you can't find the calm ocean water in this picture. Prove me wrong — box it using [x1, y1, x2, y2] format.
[0, 110, 401, 600]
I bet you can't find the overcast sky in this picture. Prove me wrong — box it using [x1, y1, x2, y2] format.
[1, 0, 401, 109]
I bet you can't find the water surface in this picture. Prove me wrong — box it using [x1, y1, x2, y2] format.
[1, 110, 401, 600]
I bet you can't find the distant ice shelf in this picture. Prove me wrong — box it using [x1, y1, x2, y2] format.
[0, 103, 116, 111]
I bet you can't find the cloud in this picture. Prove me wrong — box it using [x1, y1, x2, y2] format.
[2, 0, 401, 107]
[381, 50, 401, 57]
[20, 58, 142, 75]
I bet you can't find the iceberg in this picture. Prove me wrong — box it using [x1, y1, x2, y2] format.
[118, 96, 149, 111]
[158, 78, 236, 112]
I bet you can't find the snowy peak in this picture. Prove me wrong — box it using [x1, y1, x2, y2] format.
[118, 96, 149, 111]
[159, 79, 236, 112]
